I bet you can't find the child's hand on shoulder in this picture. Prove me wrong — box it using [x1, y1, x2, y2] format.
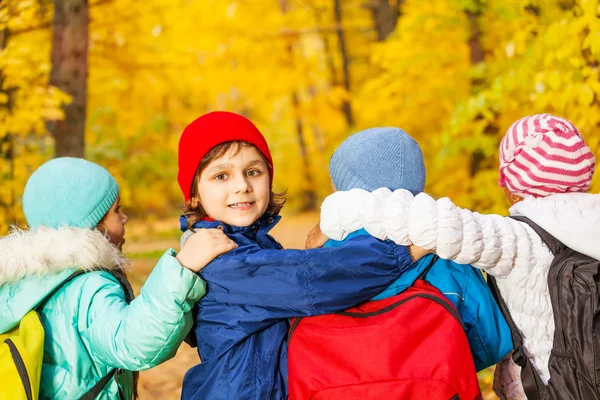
[177, 228, 238, 273]
[305, 222, 329, 249]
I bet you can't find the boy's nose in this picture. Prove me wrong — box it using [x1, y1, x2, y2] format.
[234, 176, 251, 194]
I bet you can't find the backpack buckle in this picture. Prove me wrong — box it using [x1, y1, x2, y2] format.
[512, 346, 527, 367]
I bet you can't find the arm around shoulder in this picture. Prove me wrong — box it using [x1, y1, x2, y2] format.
[77, 249, 206, 371]
[320, 188, 545, 278]
[201, 236, 413, 317]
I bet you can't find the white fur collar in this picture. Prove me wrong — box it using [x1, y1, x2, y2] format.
[0, 226, 129, 285]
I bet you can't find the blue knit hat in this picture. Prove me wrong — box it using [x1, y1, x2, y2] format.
[23, 158, 120, 229]
[329, 127, 426, 195]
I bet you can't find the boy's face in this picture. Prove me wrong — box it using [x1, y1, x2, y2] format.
[197, 145, 270, 227]
[98, 196, 128, 249]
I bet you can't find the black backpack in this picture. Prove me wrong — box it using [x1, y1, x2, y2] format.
[488, 216, 600, 400]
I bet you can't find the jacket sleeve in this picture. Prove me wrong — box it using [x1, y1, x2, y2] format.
[320, 188, 551, 278]
[77, 249, 207, 371]
[459, 268, 514, 371]
[200, 235, 413, 318]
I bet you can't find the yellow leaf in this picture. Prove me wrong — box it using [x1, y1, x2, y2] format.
[547, 71, 562, 90]
[590, 32, 600, 62]
[579, 84, 595, 106]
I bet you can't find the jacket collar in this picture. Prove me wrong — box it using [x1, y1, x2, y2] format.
[0, 226, 128, 285]
[179, 213, 281, 238]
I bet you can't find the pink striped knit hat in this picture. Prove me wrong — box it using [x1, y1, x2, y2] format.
[499, 114, 596, 198]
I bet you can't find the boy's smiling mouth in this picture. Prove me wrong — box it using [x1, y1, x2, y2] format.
[228, 202, 255, 210]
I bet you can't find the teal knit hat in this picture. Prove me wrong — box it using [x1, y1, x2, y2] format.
[329, 127, 426, 195]
[23, 158, 120, 229]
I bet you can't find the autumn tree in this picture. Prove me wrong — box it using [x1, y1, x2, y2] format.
[49, 0, 89, 157]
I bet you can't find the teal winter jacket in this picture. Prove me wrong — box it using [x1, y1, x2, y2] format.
[0, 227, 206, 399]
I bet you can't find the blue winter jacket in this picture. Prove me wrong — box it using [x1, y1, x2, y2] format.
[325, 229, 513, 371]
[179, 215, 413, 400]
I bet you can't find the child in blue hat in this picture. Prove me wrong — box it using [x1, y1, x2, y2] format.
[310, 127, 513, 372]
[0, 157, 236, 399]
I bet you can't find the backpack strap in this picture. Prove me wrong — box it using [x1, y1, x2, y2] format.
[36, 269, 134, 311]
[35, 270, 87, 311]
[510, 215, 565, 256]
[37, 270, 133, 399]
[79, 368, 125, 400]
[416, 255, 439, 282]
[488, 274, 546, 400]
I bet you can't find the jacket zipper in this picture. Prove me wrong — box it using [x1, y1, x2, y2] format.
[288, 293, 463, 341]
[5, 338, 33, 400]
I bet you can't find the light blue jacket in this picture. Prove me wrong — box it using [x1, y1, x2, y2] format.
[0, 227, 206, 399]
[325, 229, 513, 371]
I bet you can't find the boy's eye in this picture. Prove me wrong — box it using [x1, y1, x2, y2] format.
[246, 170, 260, 177]
[214, 173, 228, 181]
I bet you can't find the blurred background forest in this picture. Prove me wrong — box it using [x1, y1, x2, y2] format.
[2, 0, 600, 232]
[4, 0, 600, 398]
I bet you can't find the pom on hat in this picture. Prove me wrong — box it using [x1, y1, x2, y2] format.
[23, 158, 119, 229]
[177, 111, 274, 201]
[499, 114, 596, 198]
[329, 127, 426, 195]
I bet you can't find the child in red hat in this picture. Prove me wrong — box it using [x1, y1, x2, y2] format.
[176, 111, 420, 400]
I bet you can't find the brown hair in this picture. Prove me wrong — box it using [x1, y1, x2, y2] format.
[181, 141, 286, 230]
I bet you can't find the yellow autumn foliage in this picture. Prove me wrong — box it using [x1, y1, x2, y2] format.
[2, 0, 600, 231]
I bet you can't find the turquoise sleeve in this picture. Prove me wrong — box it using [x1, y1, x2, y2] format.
[77, 249, 206, 370]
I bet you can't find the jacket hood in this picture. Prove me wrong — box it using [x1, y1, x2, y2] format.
[510, 192, 600, 260]
[0, 226, 128, 333]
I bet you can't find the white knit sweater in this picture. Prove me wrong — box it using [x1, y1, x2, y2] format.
[320, 188, 600, 384]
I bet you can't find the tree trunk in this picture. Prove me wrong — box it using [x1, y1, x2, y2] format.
[364, 0, 403, 41]
[291, 90, 318, 210]
[464, 5, 491, 177]
[49, 0, 89, 158]
[0, 24, 16, 222]
[333, 0, 354, 127]
[465, 9, 484, 67]
[279, 0, 318, 211]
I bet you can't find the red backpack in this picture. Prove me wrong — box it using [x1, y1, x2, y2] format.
[288, 257, 482, 400]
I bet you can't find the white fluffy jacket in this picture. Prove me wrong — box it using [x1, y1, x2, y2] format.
[320, 189, 600, 384]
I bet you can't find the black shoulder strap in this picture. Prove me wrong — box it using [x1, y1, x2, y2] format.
[79, 369, 121, 400]
[35, 270, 87, 311]
[37, 269, 132, 399]
[417, 255, 439, 282]
[510, 215, 565, 256]
[36, 268, 134, 311]
[488, 275, 546, 400]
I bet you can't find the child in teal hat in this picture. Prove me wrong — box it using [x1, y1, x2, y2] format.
[0, 157, 237, 399]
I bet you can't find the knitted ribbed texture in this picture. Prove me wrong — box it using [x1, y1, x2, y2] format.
[177, 111, 273, 201]
[329, 127, 426, 195]
[499, 114, 596, 198]
[23, 158, 119, 229]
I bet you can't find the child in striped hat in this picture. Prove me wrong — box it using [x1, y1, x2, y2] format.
[318, 114, 599, 399]
[499, 114, 595, 199]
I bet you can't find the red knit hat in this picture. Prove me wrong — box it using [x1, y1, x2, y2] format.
[499, 114, 596, 198]
[177, 111, 274, 201]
